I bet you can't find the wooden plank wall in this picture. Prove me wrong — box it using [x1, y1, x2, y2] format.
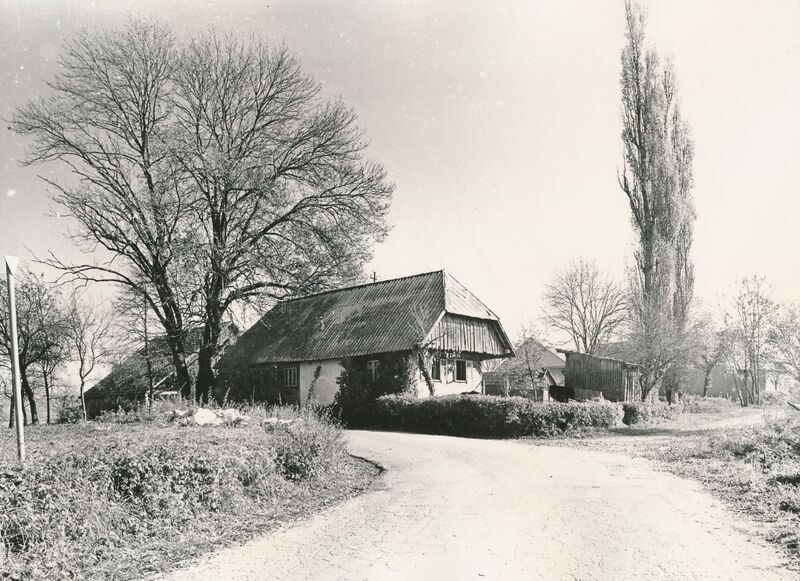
[429, 314, 508, 357]
[564, 352, 641, 402]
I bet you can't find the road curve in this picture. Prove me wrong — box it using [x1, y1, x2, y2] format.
[161, 430, 792, 581]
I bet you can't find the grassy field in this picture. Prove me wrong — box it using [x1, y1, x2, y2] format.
[0, 406, 379, 580]
[534, 405, 800, 569]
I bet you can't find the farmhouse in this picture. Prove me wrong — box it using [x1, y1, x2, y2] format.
[216, 270, 515, 405]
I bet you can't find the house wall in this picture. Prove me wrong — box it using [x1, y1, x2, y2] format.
[298, 359, 344, 405]
[416, 357, 483, 398]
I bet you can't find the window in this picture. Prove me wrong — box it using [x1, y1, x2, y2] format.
[455, 359, 467, 382]
[430, 358, 441, 381]
[283, 367, 298, 388]
[367, 360, 380, 383]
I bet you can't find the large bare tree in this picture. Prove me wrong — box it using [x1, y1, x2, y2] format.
[618, 1, 695, 399]
[11, 21, 197, 398]
[542, 259, 628, 354]
[169, 33, 392, 402]
[13, 22, 393, 403]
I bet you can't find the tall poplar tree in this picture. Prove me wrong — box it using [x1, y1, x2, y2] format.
[618, 1, 695, 399]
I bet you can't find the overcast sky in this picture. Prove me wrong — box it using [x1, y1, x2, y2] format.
[1, 0, 799, 344]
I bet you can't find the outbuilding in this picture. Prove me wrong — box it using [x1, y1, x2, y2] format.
[557, 349, 648, 402]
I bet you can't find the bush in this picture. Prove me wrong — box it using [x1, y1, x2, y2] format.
[58, 397, 84, 424]
[680, 394, 736, 414]
[366, 394, 621, 438]
[622, 401, 681, 425]
[761, 391, 790, 407]
[271, 415, 346, 481]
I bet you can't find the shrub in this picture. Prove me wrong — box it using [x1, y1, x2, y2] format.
[58, 397, 84, 424]
[333, 354, 419, 426]
[367, 394, 621, 437]
[271, 416, 346, 481]
[761, 391, 790, 407]
[622, 401, 681, 425]
[680, 394, 736, 414]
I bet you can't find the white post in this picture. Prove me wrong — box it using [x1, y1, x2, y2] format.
[5, 256, 25, 466]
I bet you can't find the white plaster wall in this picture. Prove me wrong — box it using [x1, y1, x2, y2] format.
[416, 359, 483, 398]
[298, 359, 344, 405]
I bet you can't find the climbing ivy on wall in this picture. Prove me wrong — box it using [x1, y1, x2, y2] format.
[333, 351, 418, 424]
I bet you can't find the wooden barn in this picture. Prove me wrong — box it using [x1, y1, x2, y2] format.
[216, 270, 515, 405]
[557, 349, 649, 402]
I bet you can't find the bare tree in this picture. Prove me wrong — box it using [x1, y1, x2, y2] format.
[771, 304, 800, 385]
[725, 276, 774, 406]
[409, 304, 445, 396]
[0, 269, 66, 426]
[32, 284, 70, 424]
[11, 20, 198, 398]
[542, 259, 628, 354]
[504, 324, 547, 399]
[695, 318, 729, 398]
[12, 22, 393, 405]
[66, 292, 113, 419]
[169, 33, 392, 402]
[618, 1, 696, 399]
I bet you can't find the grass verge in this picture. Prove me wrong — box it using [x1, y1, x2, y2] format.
[0, 406, 378, 580]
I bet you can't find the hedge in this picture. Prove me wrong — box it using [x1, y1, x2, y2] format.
[621, 401, 681, 425]
[366, 394, 622, 437]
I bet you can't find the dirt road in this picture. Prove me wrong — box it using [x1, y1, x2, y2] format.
[161, 429, 792, 580]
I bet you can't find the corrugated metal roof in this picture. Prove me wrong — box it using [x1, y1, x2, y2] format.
[218, 270, 513, 367]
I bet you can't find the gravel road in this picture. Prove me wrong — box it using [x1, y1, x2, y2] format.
[160, 430, 793, 581]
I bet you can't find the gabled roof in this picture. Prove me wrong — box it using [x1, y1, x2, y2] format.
[494, 340, 565, 374]
[218, 270, 512, 367]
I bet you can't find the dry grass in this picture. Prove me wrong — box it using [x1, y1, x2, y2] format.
[0, 405, 378, 580]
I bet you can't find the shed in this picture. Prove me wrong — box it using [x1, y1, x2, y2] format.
[557, 349, 647, 402]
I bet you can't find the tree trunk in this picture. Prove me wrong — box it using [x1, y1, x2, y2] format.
[196, 345, 214, 404]
[80, 379, 87, 421]
[8, 391, 14, 429]
[21, 369, 38, 425]
[196, 283, 224, 404]
[43, 372, 51, 425]
[702, 370, 712, 398]
[416, 349, 434, 396]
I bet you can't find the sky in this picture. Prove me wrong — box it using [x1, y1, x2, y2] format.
[1, 0, 799, 348]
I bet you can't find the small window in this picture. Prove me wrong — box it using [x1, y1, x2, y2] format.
[367, 360, 380, 383]
[430, 358, 441, 382]
[283, 367, 298, 388]
[455, 359, 467, 382]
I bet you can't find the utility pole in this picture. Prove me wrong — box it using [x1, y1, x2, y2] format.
[5, 256, 26, 466]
